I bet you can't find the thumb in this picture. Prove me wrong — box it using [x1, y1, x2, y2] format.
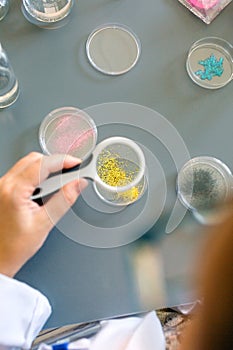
[41, 178, 89, 228]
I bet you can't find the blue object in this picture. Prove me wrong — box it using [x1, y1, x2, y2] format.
[195, 54, 224, 80]
[52, 343, 69, 350]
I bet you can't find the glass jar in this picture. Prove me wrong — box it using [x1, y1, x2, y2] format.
[0, 0, 9, 21]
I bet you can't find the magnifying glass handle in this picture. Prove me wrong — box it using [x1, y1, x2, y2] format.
[31, 165, 93, 201]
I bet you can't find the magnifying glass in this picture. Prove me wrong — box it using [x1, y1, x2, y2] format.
[32, 136, 147, 206]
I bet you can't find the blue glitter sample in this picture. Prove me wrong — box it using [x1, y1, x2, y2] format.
[195, 54, 224, 81]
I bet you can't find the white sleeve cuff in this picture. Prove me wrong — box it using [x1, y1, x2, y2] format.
[0, 273, 51, 349]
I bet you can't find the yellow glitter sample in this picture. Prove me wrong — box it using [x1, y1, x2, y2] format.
[97, 153, 141, 203]
[117, 186, 139, 202]
[97, 157, 128, 186]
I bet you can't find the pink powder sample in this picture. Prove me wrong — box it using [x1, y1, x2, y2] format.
[187, 0, 218, 9]
[45, 113, 96, 158]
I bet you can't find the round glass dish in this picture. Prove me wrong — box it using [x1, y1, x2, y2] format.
[0, 0, 10, 21]
[39, 107, 97, 160]
[22, 0, 73, 24]
[186, 37, 233, 89]
[86, 24, 141, 75]
[177, 156, 233, 224]
[92, 137, 147, 206]
[93, 176, 147, 207]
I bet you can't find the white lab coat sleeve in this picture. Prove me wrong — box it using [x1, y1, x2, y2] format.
[0, 273, 52, 350]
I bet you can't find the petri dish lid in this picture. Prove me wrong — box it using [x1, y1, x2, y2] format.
[86, 24, 141, 75]
[39, 107, 97, 160]
[186, 37, 233, 89]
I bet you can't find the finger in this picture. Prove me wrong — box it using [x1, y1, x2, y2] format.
[38, 178, 89, 229]
[0, 153, 44, 202]
[40, 154, 82, 181]
[15, 154, 82, 194]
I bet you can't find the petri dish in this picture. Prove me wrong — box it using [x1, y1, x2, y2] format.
[39, 107, 97, 160]
[0, 0, 10, 21]
[22, 0, 73, 24]
[92, 137, 147, 206]
[86, 24, 141, 75]
[186, 37, 233, 89]
[177, 156, 233, 224]
[21, 4, 71, 29]
[93, 175, 147, 206]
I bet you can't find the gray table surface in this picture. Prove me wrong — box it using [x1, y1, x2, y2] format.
[0, 0, 232, 328]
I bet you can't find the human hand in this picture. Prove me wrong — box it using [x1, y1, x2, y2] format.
[0, 152, 88, 278]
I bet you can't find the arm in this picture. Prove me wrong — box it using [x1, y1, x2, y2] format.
[0, 273, 51, 349]
[0, 152, 88, 349]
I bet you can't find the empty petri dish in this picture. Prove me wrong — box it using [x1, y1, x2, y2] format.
[39, 107, 97, 160]
[86, 24, 141, 75]
[177, 156, 233, 224]
[186, 37, 233, 89]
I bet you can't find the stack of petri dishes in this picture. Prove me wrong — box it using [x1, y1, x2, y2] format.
[22, 0, 74, 28]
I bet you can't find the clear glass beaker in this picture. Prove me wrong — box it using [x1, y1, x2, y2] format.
[0, 0, 9, 21]
[0, 43, 20, 109]
[93, 137, 147, 206]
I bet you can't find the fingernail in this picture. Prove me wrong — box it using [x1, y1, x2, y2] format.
[66, 155, 82, 163]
